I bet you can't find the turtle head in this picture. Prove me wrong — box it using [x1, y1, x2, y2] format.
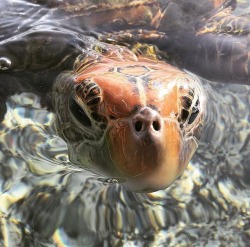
[53, 51, 206, 192]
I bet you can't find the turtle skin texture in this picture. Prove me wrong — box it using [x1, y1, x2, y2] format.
[52, 43, 205, 191]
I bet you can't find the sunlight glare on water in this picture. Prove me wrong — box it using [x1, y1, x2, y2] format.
[0, 82, 249, 246]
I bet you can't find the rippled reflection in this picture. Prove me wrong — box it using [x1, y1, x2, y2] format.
[1, 0, 250, 246]
[0, 80, 250, 246]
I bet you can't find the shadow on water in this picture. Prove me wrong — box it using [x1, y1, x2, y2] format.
[0, 0, 250, 246]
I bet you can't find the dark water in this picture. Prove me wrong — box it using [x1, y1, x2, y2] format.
[0, 1, 250, 246]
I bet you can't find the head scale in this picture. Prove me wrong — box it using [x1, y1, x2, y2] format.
[53, 44, 206, 192]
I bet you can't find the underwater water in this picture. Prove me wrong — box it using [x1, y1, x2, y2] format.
[0, 81, 250, 247]
[0, 0, 250, 246]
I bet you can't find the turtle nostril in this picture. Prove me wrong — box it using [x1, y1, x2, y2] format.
[153, 120, 161, 131]
[135, 121, 143, 132]
[133, 107, 162, 134]
[134, 119, 161, 132]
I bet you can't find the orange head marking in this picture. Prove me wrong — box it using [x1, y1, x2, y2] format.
[54, 46, 206, 192]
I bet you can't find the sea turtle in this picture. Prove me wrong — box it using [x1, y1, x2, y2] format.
[0, 0, 249, 193]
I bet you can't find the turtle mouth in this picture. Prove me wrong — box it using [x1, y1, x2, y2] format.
[105, 106, 188, 191]
[107, 107, 164, 171]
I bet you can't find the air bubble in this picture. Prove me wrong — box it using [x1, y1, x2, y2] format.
[0, 57, 11, 70]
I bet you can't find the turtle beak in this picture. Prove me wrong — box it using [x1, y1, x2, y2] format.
[128, 107, 165, 174]
[107, 107, 188, 192]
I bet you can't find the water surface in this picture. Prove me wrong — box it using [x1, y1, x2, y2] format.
[0, 1, 250, 246]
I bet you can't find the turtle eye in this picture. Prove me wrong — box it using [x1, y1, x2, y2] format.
[181, 96, 192, 109]
[109, 115, 117, 120]
[69, 98, 92, 127]
[178, 96, 200, 126]
[188, 99, 200, 125]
